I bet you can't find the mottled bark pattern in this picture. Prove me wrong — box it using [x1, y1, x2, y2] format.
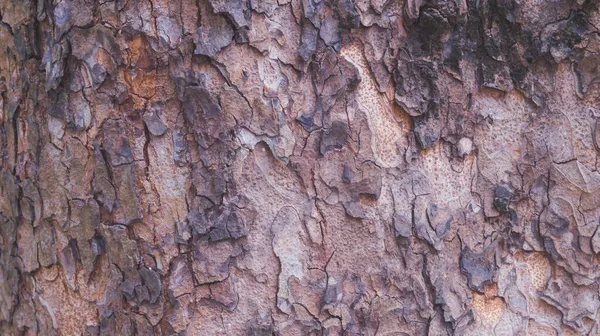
[1, 0, 600, 335]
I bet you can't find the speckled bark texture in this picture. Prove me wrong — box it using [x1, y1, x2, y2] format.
[1, 0, 600, 335]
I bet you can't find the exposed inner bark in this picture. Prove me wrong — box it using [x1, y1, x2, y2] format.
[1, 0, 600, 335]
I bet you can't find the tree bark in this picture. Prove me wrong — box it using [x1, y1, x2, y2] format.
[1, 0, 600, 335]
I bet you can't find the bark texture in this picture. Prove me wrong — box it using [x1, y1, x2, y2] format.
[1, 0, 600, 335]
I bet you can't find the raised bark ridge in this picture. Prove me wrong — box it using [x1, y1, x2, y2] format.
[1, 0, 600, 335]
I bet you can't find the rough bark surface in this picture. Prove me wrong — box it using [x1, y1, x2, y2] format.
[1, 0, 600, 335]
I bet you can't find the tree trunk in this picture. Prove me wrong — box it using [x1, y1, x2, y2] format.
[1, 0, 600, 335]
